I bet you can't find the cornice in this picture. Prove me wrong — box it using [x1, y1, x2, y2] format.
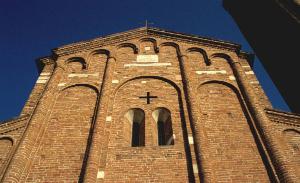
[265, 108, 300, 127]
[0, 115, 29, 135]
[238, 51, 254, 68]
[52, 27, 147, 56]
[51, 26, 241, 57]
[35, 56, 56, 73]
[147, 27, 241, 51]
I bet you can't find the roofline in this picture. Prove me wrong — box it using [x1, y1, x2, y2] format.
[51, 26, 242, 56]
[0, 115, 29, 126]
[239, 51, 255, 68]
[265, 108, 300, 119]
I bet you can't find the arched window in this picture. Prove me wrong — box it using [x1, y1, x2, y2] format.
[125, 108, 145, 147]
[152, 108, 174, 146]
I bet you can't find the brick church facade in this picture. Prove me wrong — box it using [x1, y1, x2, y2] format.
[0, 27, 299, 182]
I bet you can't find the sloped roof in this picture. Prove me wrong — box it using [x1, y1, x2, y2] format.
[52, 26, 242, 56]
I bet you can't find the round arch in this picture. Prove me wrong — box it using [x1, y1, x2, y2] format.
[116, 43, 138, 54]
[186, 47, 211, 66]
[61, 83, 100, 94]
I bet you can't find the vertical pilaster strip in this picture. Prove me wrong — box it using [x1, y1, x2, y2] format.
[1, 57, 61, 182]
[178, 55, 211, 182]
[231, 59, 297, 182]
[83, 56, 115, 182]
[21, 58, 55, 115]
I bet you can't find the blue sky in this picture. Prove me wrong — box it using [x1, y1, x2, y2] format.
[0, 0, 290, 121]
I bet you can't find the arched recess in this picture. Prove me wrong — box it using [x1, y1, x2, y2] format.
[209, 53, 233, 74]
[124, 108, 145, 147]
[116, 43, 138, 66]
[197, 81, 270, 182]
[139, 38, 159, 54]
[65, 57, 87, 73]
[283, 129, 300, 152]
[152, 107, 174, 145]
[25, 84, 98, 182]
[116, 43, 138, 54]
[88, 49, 110, 73]
[159, 42, 180, 64]
[0, 136, 14, 170]
[282, 129, 300, 177]
[186, 47, 210, 66]
[105, 76, 194, 182]
[283, 129, 300, 154]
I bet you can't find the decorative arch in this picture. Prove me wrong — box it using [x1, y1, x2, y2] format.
[61, 83, 99, 94]
[0, 136, 14, 145]
[87, 49, 110, 72]
[186, 47, 211, 66]
[124, 108, 145, 147]
[209, 53, 233, 64]
[209, 53, 235, 73]
[116, 43, 138, 54]
[113, 76, 182, 96]
[65, 57, 87, 72]
[198, 80, 241, 96]
[159, 42, 180, 54]
[139, 38, 159, 53]
[25, 84, 99, 182]
[89, 49, 110, 57]
[106, 75, 194, 181]
[152, 107, 174, 145]
[0, 136, 14, 170]
[159, 42, 180, 64]
[197, 80, 270, 182]
[283, 129, 300, 153]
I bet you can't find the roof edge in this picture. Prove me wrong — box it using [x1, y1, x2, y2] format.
[52, 26, 242, 56]
[239, 51, 255, 68]
[0, 115, 30, 126]
[265, 108, 300, 120]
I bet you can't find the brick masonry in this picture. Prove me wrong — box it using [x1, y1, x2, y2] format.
[0, 27, 299, 182]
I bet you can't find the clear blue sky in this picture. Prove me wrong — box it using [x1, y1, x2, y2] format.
[0, 0, 290, 121]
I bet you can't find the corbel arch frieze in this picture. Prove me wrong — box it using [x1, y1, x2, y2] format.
[186, 47, 211, 66]
[159, 42, 181, 55]
[116, 43, 138, 54]
[139, 37, 159, 53]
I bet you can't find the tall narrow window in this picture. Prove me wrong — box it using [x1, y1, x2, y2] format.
[125, 108, 145, 147]
[152, 108, 174, 146]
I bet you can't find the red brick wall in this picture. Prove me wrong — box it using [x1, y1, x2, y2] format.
[266, 109, 300, 180]
[3, 31, 299, 182]
[25, 86, 97, 182]
[104, 78, 190, 182]
[197, 82, 269, 182]
[0, 137, 13, 171]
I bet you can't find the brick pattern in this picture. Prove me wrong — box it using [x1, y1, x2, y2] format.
[197, 83, 269, 182]
[0, 115, 29, 179]
[266, 109, 300, 180]
[25, 86, 97, 182]
[0, 28, 299, 182]
[0, 138, 13, 171]
[104, 78, 190, 182]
